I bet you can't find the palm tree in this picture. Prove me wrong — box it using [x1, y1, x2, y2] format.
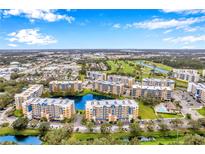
[86, 121, 94, 133]
[117, 121, 123, 132]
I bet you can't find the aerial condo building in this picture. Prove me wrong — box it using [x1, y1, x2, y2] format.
[22, 98, 75, 121]
[49, 80, 83, 93]
[85, 99, 138, 122]
[15, 84, 43, 110]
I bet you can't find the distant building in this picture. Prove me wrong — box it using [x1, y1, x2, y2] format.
[142, 78, 175, 89]
[15, 84, 43, 110]
[92, 80, 124, 96]
[187, 82, 205, 103]
[107, 75, 135, 88]
[132, 84, 172, 100]
[49, 80, 82, 93]
[22, 98, 75, 121]
[172, 69, 199, 82]
[86, 71, 106, 81]
[85, 99, 138, 122]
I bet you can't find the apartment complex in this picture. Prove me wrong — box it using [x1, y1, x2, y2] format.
[85, 99, 138, 122]
[49, 80, 82, 93]
[92, 80, 124, 96]
[15, 84, 43, 110]
[132, 84, 172, 100]
[22, 98, 75, 121]
[86, 71, 106, 81]
[142, 78, 175, 90]
[187, 82, 205, 103]
[172, 69, 200, 82]
[107, 75, 135, 87]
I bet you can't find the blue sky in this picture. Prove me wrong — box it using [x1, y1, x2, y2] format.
[1, 9, 205, 49]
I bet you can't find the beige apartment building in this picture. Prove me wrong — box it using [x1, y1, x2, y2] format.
[86, 71, 107, 81]
[85, 99, 138, 122]
[15, 84, 43, 110]
[22, 98, 75, 121]
[142, 78, 175, 90]
[132, 84, 172, 100]
[49, 80, 82, 93]
[172, 69, 200, 82]
[92, 80, 124, 96]
[107, 75, 135, 88]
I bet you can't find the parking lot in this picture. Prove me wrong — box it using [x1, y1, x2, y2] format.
[173, 90, 204, 120]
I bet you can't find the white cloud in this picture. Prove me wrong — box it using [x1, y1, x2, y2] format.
[2, 9, 75, 23]
[7, 43, 17, 47]
[163, 35, 205, 44]
[162, 9, 205, 15]
[126, 17, 205, 30]
[112, 23, 121, 29]
[7, 28, 57, 45]
[163, 29, 173, 34]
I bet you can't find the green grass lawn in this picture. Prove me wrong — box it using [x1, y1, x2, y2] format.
[106, 60, 137, 75]
[139, 102, 157, 119]
[0, 127, 40, 136]
[173, 79, 188, 88]
[197, 107, 205, 116]
[157, 113, 184, 119]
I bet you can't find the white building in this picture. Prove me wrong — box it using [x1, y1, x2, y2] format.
[86, 71, 106, 81]
[172, 69, 200, 82]
[15, 84, 43, 110]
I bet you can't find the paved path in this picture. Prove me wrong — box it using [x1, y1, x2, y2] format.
[0, 107, 15, 125]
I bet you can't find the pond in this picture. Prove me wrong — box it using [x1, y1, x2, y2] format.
[0, 135, 42, 145]
[136, 61, 169, 74]
[54, 93, 113, 110]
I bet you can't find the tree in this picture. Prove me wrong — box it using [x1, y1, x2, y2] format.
[129, 122, 141, 137]
[158, 122, 169, 136]
[12, 117, 28, 130]
[146, 121, 155, 132]
[86, 121, 94, 132]
[117, 121, 123, 132]
[186, 113, 192, 120]
[43, 124, 73, 145]
[170, 119, 183, 129]
[39, 122, 50, 136]
[188, 120, 200, 131]
[198, 118, 205, 128]
[100, 123, 112, 134]
[30, 119, 39, 128]
[184, 134, 205, 145]
[130, 137, 140, 145]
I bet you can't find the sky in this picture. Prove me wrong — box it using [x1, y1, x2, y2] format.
[1, 9, 205, 49]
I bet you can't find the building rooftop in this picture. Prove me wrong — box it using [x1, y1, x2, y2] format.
[86, 99, 138, 108]
[94, 80, 124, 86]
[143, 78, 175, 83]
[15, 84, 43, 97]
[49, 80, 82, 84]
[87, 71, 106, 75]
[23, 97, 74, 108]
[108, 74, 135, 79]
[132, 84, 172, 90]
